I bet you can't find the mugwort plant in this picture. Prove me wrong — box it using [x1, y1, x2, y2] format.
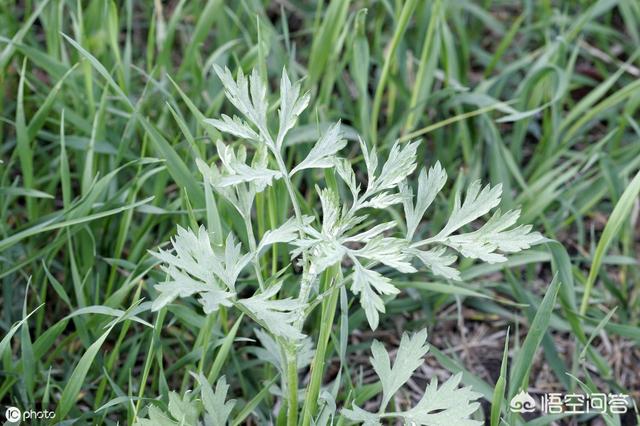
[136, 66, 543, 425]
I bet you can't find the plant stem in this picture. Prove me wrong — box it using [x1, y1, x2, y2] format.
[274, 154, 303, 222]
[273, 151, 322, 424]
[273, 152, 317, 322]
[244, 215, 265, 290]
[286, 348, 299, 426]
[301, 266, 340, 426]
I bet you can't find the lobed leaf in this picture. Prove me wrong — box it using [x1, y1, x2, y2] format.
[276, 69, 310, 148]
[445, 209, 543, 263]
[343, 330, 481, 425]
[291, 122, 347, 175]
[350, 259, 400, 330]
[238, 282, 306, 341]
[213, 65, 270, 141]
[402, 162, 447, 240]
[412, 247, 461, 281]
[435, 180, 502, 239]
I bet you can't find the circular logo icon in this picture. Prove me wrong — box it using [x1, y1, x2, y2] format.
[5, 406, 21, 423]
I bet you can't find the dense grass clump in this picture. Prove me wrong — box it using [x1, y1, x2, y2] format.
[1, 1, 639, 425]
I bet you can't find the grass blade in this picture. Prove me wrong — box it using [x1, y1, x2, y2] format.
[509, 275, 561, 397]
[580, 169, 640, 314]
[490, 328, 510, 426]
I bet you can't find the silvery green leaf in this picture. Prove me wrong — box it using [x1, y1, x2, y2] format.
[403, 163, 447, 240]
[435, 180, 502, 239]
[152, 225, 220, 287]
[197, 158, 242, 213]
[213, 65, 270, 140]
[216, 139, 244, 168]
[412, 247, 460, 281]
[277, 69, 310, 148]
[293, 238, 347, 276]
[290, 122, 347, 175]
[358, 136, 378, 185]
[467, 209, 543, 252]
[344, 330, 480, 426]
[151, 225, 235, 311]
[334, 157, 359, 199]
[252, 329, 315, 396]
[217, 165, 282, 188]
[221, 233, 253, 289]
[249, 68, 268, 129]
[359, 191, 405, 209]
[204, 114, 259, 141]
[402, 373, 482, 426]
[318, 186, 341, 236]
[250, 144, 280, 193]
[371, 329, 429, 409]
[151, 227, 250, 312]
[296, 334, 317, 369]
[341, 405, 382, 426]
[254, 329, 315, 373]
[215, 140, 282, 190]
[313, 391, 338, 426]
[350, 259, 400, 330]
[214, 65, 252, 117]
[345, 221, 396, 243]
[258, 216, 313, 253]
[368, 140, 419, 194]
[238, 282, 305, 341]
[334, 213, 368, 239]
[168, 391, 199, 425]
[197, 374, 236, 426]
[135, 375, 236, 426]
[198, 289, 234, 313]
[353, 237, 416, 273]
[134, 405, 178, 426]
[444, 209, 543, 263]
[198, 157, 253, 217]
[447, 240, 505, 263]
[152, 265, 211, 311]
[252, 328, 282, 371]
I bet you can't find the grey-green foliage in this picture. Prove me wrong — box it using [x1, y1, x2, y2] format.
[134, 375, 235, 426]
[342, 330, 482, 426]
[148, 66, 543, 422]
[152, 66, 542, 334]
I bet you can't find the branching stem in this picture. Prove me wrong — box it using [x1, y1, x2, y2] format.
[243, 214, 265, 290]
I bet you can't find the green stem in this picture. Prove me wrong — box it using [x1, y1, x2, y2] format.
[274, 154, 303, 222]
[286, 348, 299, 426]
[244, 215, 265, 290]
[272, 150, 313, 424]
[301, 266, 340, 426]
